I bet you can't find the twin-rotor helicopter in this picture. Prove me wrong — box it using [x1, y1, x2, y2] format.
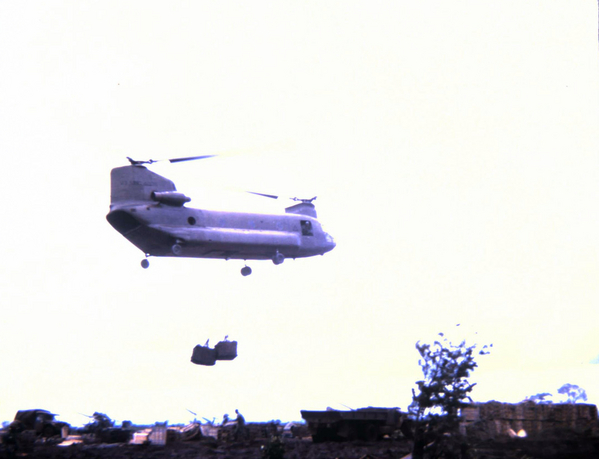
[106, 156, 336, 275]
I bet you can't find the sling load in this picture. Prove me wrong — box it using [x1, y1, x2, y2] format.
[191, 338, 238, 366]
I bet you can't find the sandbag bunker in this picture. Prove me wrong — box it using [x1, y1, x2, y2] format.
[191, 339, 238, 366]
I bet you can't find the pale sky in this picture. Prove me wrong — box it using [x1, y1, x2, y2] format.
[1, 1, 598, 426]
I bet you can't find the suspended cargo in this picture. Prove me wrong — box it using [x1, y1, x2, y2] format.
[215, 340, 237, 360]
[191, 345, 217, 366]
[191, 339, 238, 366]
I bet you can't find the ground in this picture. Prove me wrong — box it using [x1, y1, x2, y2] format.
[5, 436, 599, 459]
[3, 426, 599, 458]
[1, 437, 412, 459]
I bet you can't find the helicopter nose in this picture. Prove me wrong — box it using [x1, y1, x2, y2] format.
[324, 233, 336, 253]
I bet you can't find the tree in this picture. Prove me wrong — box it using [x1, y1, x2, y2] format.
[557, 384, 588, 404]
[524, 392, 553, 404]
[410, 333, 491, 421]
[409, 333, 491, 459]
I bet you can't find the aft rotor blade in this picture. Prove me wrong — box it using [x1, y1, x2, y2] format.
[247, 191, 279, 199]
[247, 192, 317, 203]
[292, 196, 317, 203]
[169, 155, 217, 163]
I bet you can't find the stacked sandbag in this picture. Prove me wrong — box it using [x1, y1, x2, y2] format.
[462, 402, 599, 439]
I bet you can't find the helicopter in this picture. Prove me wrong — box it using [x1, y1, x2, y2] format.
[106, 156, 336, 275]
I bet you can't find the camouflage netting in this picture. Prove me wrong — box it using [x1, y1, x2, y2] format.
[461, 401, 599, 439]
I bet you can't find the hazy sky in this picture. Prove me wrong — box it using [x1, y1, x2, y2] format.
[1, 1, 598, 426]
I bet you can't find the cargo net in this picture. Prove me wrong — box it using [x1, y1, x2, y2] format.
[191, 339, 238, 366]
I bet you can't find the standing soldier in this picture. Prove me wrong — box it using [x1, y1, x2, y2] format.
[234, 409, 245, 440]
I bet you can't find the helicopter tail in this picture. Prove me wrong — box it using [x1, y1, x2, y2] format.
[109, 165, 178, 208]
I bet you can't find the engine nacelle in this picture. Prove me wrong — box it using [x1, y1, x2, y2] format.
[151, 191, 191, 207]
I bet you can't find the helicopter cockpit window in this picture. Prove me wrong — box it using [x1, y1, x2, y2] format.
[300, 220, 313, 236]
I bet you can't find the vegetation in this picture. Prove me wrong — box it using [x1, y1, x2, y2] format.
[525, 384, 588, 404]
[525, 392, 553, 404]
[409, 332, 491, 459]
[261, 435, 285, 459]
[558, 383, 588, 404]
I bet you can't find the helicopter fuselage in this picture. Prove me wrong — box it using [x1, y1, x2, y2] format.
[106, 165, 335, 268]
[107, 203, 335, 260]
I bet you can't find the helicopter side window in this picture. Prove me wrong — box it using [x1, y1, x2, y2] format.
[300, 220, 313, 236]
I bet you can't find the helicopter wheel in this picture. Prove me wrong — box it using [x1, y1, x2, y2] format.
[272, 251, 285, 265]
[141, 259, 150, 269]
[172, 244, 182, 255]
[241, 266, 252, 276]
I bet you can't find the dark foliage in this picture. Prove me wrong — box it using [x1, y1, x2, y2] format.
[409, 333, 491, 459]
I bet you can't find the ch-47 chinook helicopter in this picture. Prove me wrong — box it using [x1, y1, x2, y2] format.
[106, 156, 336, 275]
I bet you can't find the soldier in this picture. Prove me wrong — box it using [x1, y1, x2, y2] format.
[234, 409, 245, 440]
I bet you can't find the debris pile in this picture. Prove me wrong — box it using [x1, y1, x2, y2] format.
[301, 407, 409, 442]
[81, 412, 132, 444]
[9, 409, 69, 439]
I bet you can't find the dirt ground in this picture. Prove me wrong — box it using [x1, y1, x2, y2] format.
[4, 427, 599, 459]
[5, 436, 599, 459]
[1, 437, 412, 459]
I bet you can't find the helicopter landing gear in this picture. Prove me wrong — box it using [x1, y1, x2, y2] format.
[172, 244, 182, 255]
[141, 258, 150, 269]
[272, 251, 285, 265]
[241, 266, 252, 276]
